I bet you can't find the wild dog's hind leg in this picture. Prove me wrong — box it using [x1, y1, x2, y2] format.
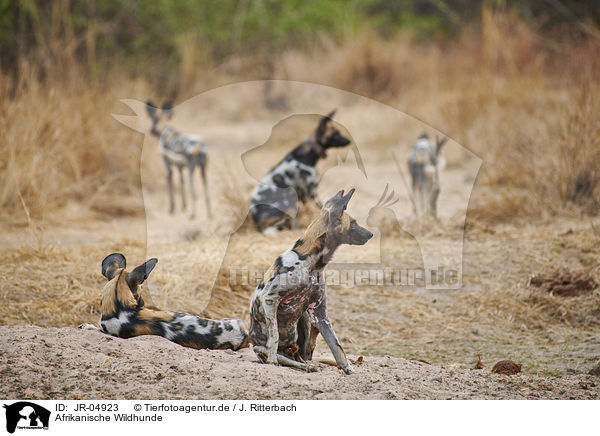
[78, 323, 99, 330]
[257, 293, 280, 365]
[253, 346, 317, 372]
[188, 163, 196, 219]
[297, 311, 319, 361]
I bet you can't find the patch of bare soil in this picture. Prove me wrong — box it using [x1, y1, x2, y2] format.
[529, 269, 598, 297]
[1, 326, 598, 400]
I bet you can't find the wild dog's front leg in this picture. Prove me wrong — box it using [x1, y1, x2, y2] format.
[317, 317, 353, 374]
[178, 165, 187, 212]
[309, 290, 353, 374]
[163, 159, 175, 214]
[429, 178, 440, 219]
[259, 294, 280, 365]
[199, 159, 212, 219]
[187, 163, 196, 219]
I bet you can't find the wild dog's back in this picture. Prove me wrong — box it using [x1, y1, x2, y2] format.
[250, 109, 351, 233]
[97, 253, 249, 351]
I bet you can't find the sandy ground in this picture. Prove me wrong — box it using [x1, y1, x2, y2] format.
[2, 103, 600, 400]
[1, 326, 598, 400]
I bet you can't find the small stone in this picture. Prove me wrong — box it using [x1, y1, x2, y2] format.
[589, 363, 600, 376]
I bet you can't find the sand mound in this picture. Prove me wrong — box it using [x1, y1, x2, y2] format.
[0, 326, 597, 400]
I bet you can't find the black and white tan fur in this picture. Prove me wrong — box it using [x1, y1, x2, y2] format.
[147, 101, 211, 219]
[81, 253, 249, 351]
[408, 133, 447, 219]
[250, 109, 351, 233]
[249, 189, 373, 373]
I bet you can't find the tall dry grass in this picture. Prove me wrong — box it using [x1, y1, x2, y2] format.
[1, 7, 599, 225]
[0, 63, 149, 224]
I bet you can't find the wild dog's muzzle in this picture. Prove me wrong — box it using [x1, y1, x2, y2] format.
[348, 220, 373, 245]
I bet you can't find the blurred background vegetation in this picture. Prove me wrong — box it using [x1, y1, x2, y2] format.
[1, 0, 599, 221]
[2, 0, 599, 89]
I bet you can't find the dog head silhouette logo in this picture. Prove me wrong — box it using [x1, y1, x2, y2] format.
[3, 402, 50, 433]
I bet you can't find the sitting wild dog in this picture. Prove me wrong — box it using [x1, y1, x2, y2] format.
[146, 101, 211, 219]
[250, 109, 351, 233]
[408, 133, 447, 219]
[84, 253, 249, 351]
[249, 189, 373, 373]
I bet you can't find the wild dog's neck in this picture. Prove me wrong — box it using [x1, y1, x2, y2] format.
[313, 233, 344, 271]
[150, 120, 161, 137]
[151, 122, 172, 138]
[293, 221, 342, 272]
[289, 136, 325, 167]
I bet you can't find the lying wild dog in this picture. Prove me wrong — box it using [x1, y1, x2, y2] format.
[80, 253, 249, 351]
[408, 133, 447, 219]
[249, 189, 373, 373]
[250, 109, 351, 233]
[146, 101, 211, 219]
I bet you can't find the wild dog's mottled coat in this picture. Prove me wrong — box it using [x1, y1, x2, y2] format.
[408, 133, 447, 219]
[147, 101, 211, 219]
[97, 253, 249, 351]
[249, 189, 373, 373]
[250, 110, 351, 232]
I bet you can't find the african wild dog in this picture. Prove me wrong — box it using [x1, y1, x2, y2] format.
[250, 109, 351, 233]
[146, 101, 211, 219]
[408, 134, 447, 219]
[80, 253, 249, 351]
[249, 189, 373, 373]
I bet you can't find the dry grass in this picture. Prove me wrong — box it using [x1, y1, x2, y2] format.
[2, 9, 599, 225]
[0, 63, 149, 224]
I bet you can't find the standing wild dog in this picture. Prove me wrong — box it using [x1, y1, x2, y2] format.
[249, 189, 373, 373]
[250, 109, 351, 233]
[408, 134, 447, 219]
[146, 101, 211, 219]
[84, 253, 249, 350]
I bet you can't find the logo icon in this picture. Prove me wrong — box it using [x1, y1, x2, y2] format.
[3, 402, 50, 434]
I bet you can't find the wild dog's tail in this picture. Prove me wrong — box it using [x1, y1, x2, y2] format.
[236, 319, 251, 350]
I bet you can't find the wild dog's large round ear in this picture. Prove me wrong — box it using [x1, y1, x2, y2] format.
[101, 253, 126, 281]
[125, 258, 158, 291]
[162, 101, 174, 119]
[341, 188, 355, 210]
[325, 189, 348, 220]
[436, 136, 448, 154]
[317, 108, 337, 133]
[324, 189, 345, 207]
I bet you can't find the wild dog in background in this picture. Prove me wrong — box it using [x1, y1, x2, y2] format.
[250, 109, 351, 233]
[249, 189, 373, 373]
[80, 253, 249, 351]
[408, 134, 447, 219]
[146, 101, 211, 219]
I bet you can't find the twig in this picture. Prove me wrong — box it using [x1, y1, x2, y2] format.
[391, 151, 418, 215]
